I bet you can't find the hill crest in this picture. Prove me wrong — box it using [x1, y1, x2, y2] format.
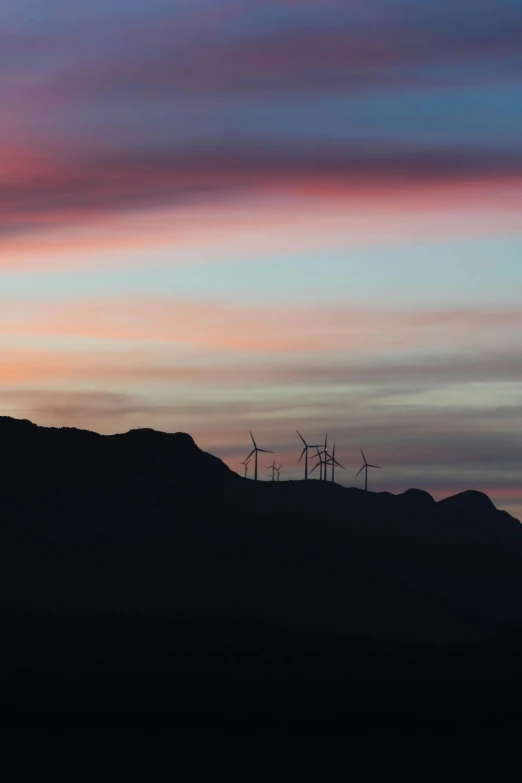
[0, 415, 517, 523]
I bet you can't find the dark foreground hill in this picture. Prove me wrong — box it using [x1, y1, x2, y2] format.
[0, 416, 521, 733]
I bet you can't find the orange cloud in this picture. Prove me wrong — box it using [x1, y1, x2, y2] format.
[2, 346, 522, 393]
[1, 298, 522, 355]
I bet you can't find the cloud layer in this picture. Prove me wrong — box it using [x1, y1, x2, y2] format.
[1, 0, 522, 250]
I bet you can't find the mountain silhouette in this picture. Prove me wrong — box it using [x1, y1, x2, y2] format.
[0, 415, 521, 732]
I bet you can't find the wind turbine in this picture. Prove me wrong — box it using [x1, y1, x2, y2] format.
[241, 457, 251, 479]
[276, 464, 282, 482]
[327, 442, 345, 483]
[297, 431, 321, 481]
[312, 434, 329, 481]
[355, 449, 381, 492]
[310, 446, 325, 481]
[268, 460, 277, 482]
[245, 431, 274, 481]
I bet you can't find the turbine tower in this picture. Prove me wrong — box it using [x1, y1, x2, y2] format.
[327, 442, 345, 483]
[245, 431, 274, 481]
[297, 431, 321, 481]
[312, 434, 329, 480]
[310, 445, 325, 481]
[355, 448, 381, 492]
[241, 457, 251, 478]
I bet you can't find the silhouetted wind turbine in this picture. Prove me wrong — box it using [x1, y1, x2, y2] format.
[297, 431, 321, 481]
[355, 448, 381, 492]
[245, 431, 274, 481]
[312, 434, 329, 480]
[276, 464, 282, 482]
[310, 445, 325, 481]
[241, 457, 251, 479]
[268, 460, 277, 482]
[327, 442, 345, 483]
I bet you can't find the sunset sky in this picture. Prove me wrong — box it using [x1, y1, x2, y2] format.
[1, 0, 522, 517]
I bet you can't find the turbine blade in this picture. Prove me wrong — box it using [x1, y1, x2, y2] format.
[355, 465, 365, 477]
[298, 446, 306, 463]
[361, 448, 366, 463]
[245, 449, 255, 461]
[250, 431, 256, 447]
[296, 430, 306, 445]
[259, 449, 274, 453]
[334, 459, 345, 469]
[310, 462, 319, 474]
[368, 464, 381, 469]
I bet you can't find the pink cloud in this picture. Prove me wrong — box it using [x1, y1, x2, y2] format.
[1, 142, 521, 267]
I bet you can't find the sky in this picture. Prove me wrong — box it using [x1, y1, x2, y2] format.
[1, 0, 522, 518]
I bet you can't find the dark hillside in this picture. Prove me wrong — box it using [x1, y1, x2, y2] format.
[0, 416, 521, 732]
